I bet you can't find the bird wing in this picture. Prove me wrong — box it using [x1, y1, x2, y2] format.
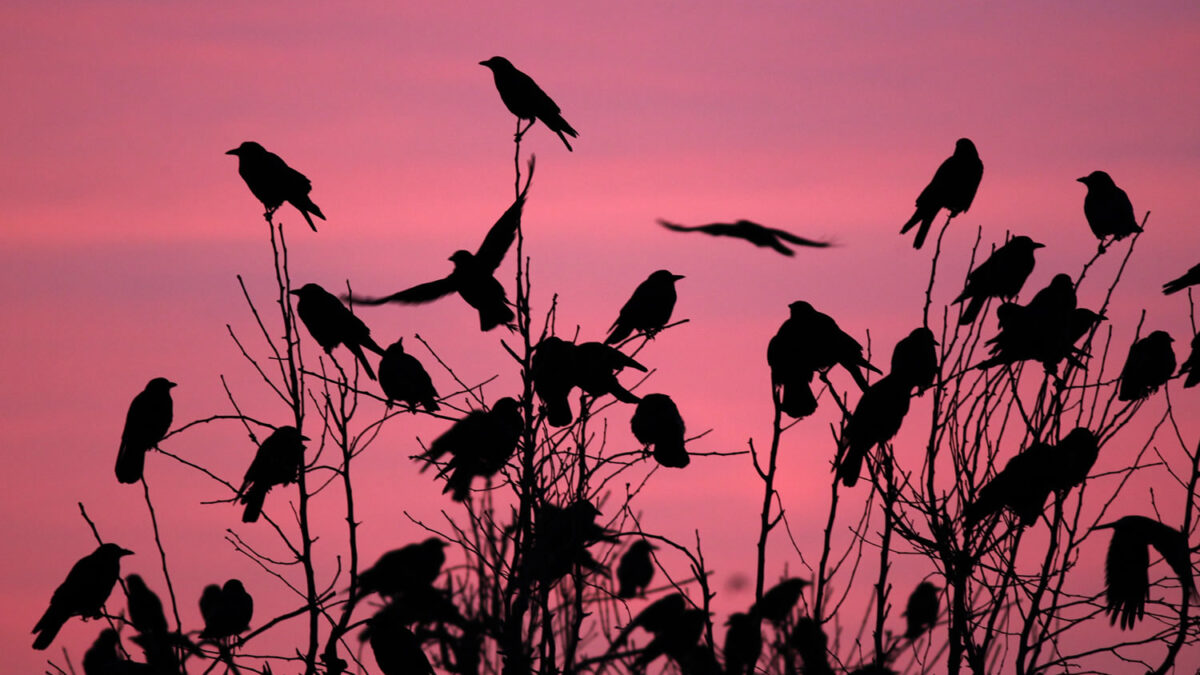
[762, 224, 832, 248]
[657, 219, 706, 233]
[347, 278, 457, 306]
[474, 197, 524, 272]
[1105, 523, 1149, 629]
[1142, 518, 1196, 596]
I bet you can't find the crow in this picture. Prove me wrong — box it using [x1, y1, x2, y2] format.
[890, 327, 937, 393]
[953, 235, 1043, 325]
[358, 538, 447, 600]
[836, 375, 912, 487]
[422, 398, 522, 501]
[903, 582, 939, 640]
[900, 138, 984, 249]
[378, 338, 439, 412]
[362, 608, 435, 675]
[1118, 331, 1176, 402]
[630, 393, 689, 468]
[777, 301, 881, 391]
[1163, 263, 1200, 296]
[116, 377, 176, 484]
[291, 283, 386, 380]
[605, 270, 685, 344]
[1078, 170, 1141, 243]
[480, 57, 577, 151]
[572, 342, 647, 403]
[199, 579, 253, 641]
[1178, 333, 1200, 389]
[532, 337, 578, 426]
[237, 426, 307, 523]
[1097, 516, 1195, 629]
[724, 612, 763, 675]
[226, 142, 324, 231]
[33, 543, 133, 650]
[616, 540, 655, 599]
[754, 577, 811, 624]
[656, 219, 829, 255]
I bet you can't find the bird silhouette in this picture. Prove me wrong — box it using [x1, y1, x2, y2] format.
[900, 138, 984, 249]
[125, 574, 167, 637]
[362, 607, 435, 675]
[965, 442, 1054, 529]
[33, 543, 133, 650]
[630, 393, 689, 468]
[617, 540, 655, 598]
[890, 327, 937, 393]
[199, 579, 253, 641]
[1118, 331, 1176, 402]
[422, 397, 522, 500]
[790, 617, 834, 675]
[953, 236, 1043, 325]
[724, 612, 763, 675]
[979, 274, 1085, 372]
[776, 301, 881, 393]
[836, 375, 912, 487]
[358, 538, 447, 600]
[572, 341, 647, 403]
[754, 577, 811, 624]
[768, 313, 819, 419]
[1097, 515, 1195, 629]
[526, 500, 615, 584]
[1078, 170, 1141, 243]
[480, 57, 577, 151]
[237, 426, 307, 523]
[656, 219, 830, 255]
[1177, 333, 1200, 389]
[1046, 427, 1100, 493]
[607, 593, 688, 654]
[1163, 263, 1200, 296]
[634, 608, 707, 670]
[532, 337, 578, 426]
[226, 141, 324, 231]
[378, 338, 439, 412]
[903, 582, 939, 640]
[349, 168, 532, 331]
[291, 283, 386, 380]
[605, 270, 684, 344]
[83, 629, 149, 675]
[115, 377, 175, 484]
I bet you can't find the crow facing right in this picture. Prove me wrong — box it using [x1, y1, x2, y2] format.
[952, 235, 1043, 325]
[605, 270, 684, 345]
[900, 138, 984, 249]
[115, 377, 176, 484]
[33, 543, 133, 650]
[378, 338, 440, 412]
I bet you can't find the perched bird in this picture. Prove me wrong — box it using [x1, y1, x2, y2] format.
[226, 142, 325, 231]
[378, 338, 439, 412]
[83, 629, 149, 675]
[900, 138, 984, 249]
[358, 538, 447, 600]
[291, 283, 386, 380]
[630, 393, 689, 468]
[634, 608, 707, 670]
[33, 543, 133, 650]
[1177, 333, 1200, 389]
[964, 442, 1054, 529]
[1078, 171, 1141, 243]
[1046, 427, 1100, 493]
[349, 171, 532, 331]
[980, 274, 1082, 372]
[790, 617, 834, 675]
[572, 341, 647, 403]
[836, 375, 912, 487]
[1118, 331, 1176, 402]
[754, 577, 811, 624]
[953, 236, 1043, 325]
[776, 301, 881, 393]
[607, 593, 687, 654]
[480, 56, 577, 151]
[890, 327, 937, 393]
[532, 337, 578, 426]
[656, 219, 830, 256]
[1163, 263, 1200, 296]
[237, 426, 307, 523]
[362, 607, 434, 675]
[1097, 515, 1195, 629]
[617, 540, 655, 599]
[421, 398, 522, 501]
[116, 377, 176, 484]
[903, 582, 939, 640]
[605, 270, 685, 345]
[125, 574, 167, 637]
[199, 579, 253, 641]
[526, 500, 615, 584]
[768, 314, 818, 419]
[723, 612, 763, 675]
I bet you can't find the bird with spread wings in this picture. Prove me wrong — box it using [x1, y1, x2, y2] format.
[657, 219, 830, 255]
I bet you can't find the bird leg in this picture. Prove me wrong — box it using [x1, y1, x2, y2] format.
[514, 118, 536, 142]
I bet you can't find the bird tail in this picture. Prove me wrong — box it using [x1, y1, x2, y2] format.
[347, 344, 378, 381]
[240, 486, 267, 523]
[544, 114, 577, 152]
[959, 297, 986, 325]
[421, 395, 441, 412]
[32, 607, 67, 650]
[292, 198, 324, 232]
[1185, 367, 1200, 389]
[779, 382, 818, 419]
[545, 397, 573, 427]
[1163, 277, 1189, 295]
[847, 364, 872, 391]
[610, 383, 642, 404]
[835, 441, 862, 488]
[115, 442, 146, 484]
[605, 323, 633, 346]
[901, 208, 936, 249]
[480, 303, 516, 332]
[652, 442, 690, 468]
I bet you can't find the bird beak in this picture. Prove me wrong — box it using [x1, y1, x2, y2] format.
[479, 60, 488, 66]
[1076, 177, 1087, 183]
[119, 547, 134, 557]
[167, 381, 178, 388]
[300, 435, 311, 441]
[1032, 242, 1045, 249]
[672, 274, 686, 280]
[226, 148, 239, 155]
[289, 290, 301, 296]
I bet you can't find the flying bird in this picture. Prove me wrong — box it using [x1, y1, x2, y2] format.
[226, 141, 325, 231]
[1078, 170, 1141, 244]
[378, 338, 439, 412]
[953, 236, 1043, 325]
[33, 543, 133, 650]
[349, 166, 533, 331]
[656, 219, 830, 256]
[115, 377, 176, 484]
[1097, 515, 1195, 629]
[836, 375, 912, 487]
[1177, 333, 1200, 389]
[291, 283, 386, 380]
[480, 56, 577, 151]
[237, 426, 307, 523]
[630, 393, 689, 468]
[890, 327, 937, 393]
[616, 540, 655, 599]
[903, 582, 939, 640]
[605, 270, 684, 344]
[1163, 263, 1200, 296]
[900, 138, 984, 249]
[1118, 331, 1176, 402]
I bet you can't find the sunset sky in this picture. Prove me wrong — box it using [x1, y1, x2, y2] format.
[4, 2, 1200, 672]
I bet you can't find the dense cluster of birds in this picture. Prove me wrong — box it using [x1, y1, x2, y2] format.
[36, 56, 1199, 675]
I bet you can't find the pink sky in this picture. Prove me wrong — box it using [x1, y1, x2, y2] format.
[4, 2, 1200, 672]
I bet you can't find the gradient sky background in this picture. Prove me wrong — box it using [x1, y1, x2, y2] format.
[4, 2, 1200, 672]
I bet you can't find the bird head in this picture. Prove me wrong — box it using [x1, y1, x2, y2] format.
[98, 542, 134, 558]
[386, 337, 405, 352]
[1077, 170, 1113, 186]
[223, 579, 247, 594]
[954, 138, 978, 156]
[448, 250, 474, 266]
[1010, 235, 1045, 250]
[650, 269, 685, 283]
[479, 56, 512, 70]
[226, 141, 265, 157]
[289, 283, 323, 299]
[275, 425, 310, 443]
[148, 377, 177, 390]
[1147, 330, 1174, 344]
[788, 300, 814, 317]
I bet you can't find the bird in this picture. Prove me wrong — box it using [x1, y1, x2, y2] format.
[480, 57, 577, 151]
[900, 138, 984, 249]
[1163, 263, 1200, 296]
[790, 617, 834, 675]
[783, 301, 881, 390]
[890, 327, 937, 393]
[1046, 427, 1100, 493]
[835, 375, 912, 487]
[952, 236, 1043, 325]
[768, 313, 819, 419]
[723, 612, 763, 675]
[656, 219, 830, 256]
[349, 171, 532, 331]
[237, 426, 307, 523]
[1177, 333, 1200, 389]
[754, 577, 811, 624]
[115, 377, 176, 484]
[630, 393, 689, 468]
[571, 341, 647, 404]
[422, 397, 522, 501]
[33, 543, 133, 650]
[903, 582, 939, 640]
[1097, 515, 1195, 629]
[605, 270, 685, 345]
[83, 629, 150, 675]
[358, 538, 447, 600]
[362, 607, 435, 675]
[617, 540, 655, 599]
[1078, 171, 1141, 244]
[1118, 331, 1176, 402]
[532, 337, 578, 426]
[526, 500, 615, 584]
[979, 274, 1083, 372]
[226, 142, 325, 231]
[291, 283, 386, 380]
[125, 574, 167, 637]
[964, 442, 1055, 529]
[378, 338, 439, 412]
[634, 608, 707, 670]
[199, 579, 253, 641]
[606, 592, 687, 653]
